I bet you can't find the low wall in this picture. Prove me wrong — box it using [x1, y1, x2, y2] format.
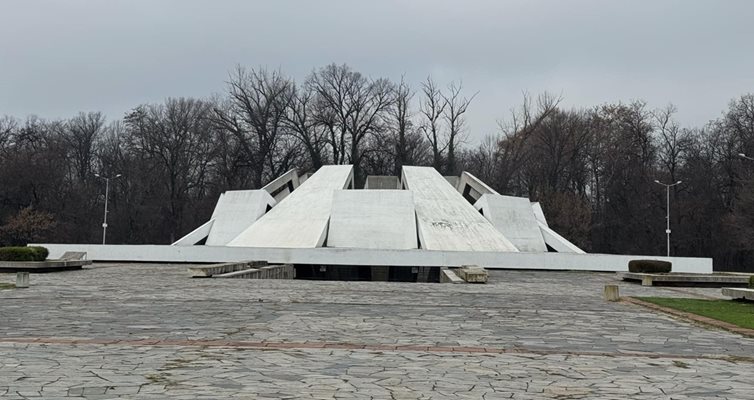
[215, 264, 295, 279]
[34, 244, 714, 274]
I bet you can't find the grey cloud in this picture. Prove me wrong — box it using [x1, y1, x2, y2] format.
[1, 0, 753, 140]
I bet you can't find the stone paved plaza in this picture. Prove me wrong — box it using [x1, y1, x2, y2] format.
[1, 264, 753, 399]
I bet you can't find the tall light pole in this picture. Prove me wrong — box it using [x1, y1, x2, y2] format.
[654, 179, 682, 257]
[94, 173, 122, 244]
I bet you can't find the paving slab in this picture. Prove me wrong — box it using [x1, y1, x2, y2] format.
[1, 264, 753, 398]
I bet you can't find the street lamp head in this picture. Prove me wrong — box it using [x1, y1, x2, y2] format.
[115, 174, 122, 178]
[94, 173, 100, 178]
[654, 179, 660, 184]
[676, 180, 682, 185]
[739, 153, 747, 158]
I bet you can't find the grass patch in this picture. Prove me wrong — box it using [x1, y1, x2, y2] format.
[637, 297, 754, 330]
[0, 282, 15, 290]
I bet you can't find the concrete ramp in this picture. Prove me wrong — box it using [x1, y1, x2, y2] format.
[173, 190, 275, 246]
[205, 190, 276, 245]
[402, 166, 518, 252]
[327, 190, 418, 249]
[228, 165, 354, 248]
[475, 194, 547, 252]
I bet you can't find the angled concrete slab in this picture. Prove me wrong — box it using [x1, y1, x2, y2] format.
[402, 166, 518, 252]
[228, 165, 353, 248]
[475, 194, 547, 252]
[538, 221, 585, 253]
[262, 168, 300, 203]
[444, 176, 459, 189]
[206, 190, 276, 246]
[327, 190, 418, 250]
[456, 171, 498, 203]
[172, 219, 214, 246]
[172, 190, 276, 246]
[531, 202, 548, 227]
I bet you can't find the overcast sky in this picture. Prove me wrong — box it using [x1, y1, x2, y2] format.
[1, 0, 753, 142]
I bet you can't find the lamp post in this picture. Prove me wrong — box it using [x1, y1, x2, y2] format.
[654, 179, 682, 257]
[94, 173, 122, 244]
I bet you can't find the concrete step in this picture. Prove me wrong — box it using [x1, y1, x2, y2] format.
[213, 264, 295, 279]
[440, 269, 464, 284]
[457, 265, 488, 283]
[188, 261, 268, 277]
[214, 268, 260, 279]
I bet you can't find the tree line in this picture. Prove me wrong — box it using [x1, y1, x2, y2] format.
[1, 63, 753, 270]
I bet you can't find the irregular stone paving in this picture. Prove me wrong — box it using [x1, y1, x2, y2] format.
[0, 264, 753, 399]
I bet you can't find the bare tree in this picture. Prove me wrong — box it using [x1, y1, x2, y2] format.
[442, 81, 477, 175]
[285, 83, 329, 170]
[0, 116, 18, 158]
[308, 64, 394, 184]
[494, 92, 561, 192]
[654, 104, 691, 183]
[65, 111, 105, 181]
[210, 66, 294, 188]
[125, 97, 214, 242]
[389, 76, 415, 175]
[419, 76, 447, 171]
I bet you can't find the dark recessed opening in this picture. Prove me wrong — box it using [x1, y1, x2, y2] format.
[293, 265, 441, 283]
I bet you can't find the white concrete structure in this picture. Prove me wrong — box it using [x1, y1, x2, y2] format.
[538, 222, 586, 254]
[37, 243, 713, 274]
[173, 190, 275, 246]
[402, 166, 518, 252]
[456, 171, 498, 203]
[475, 194, 547, 252]
[531, 202, 548, 226]
[228, 165, 353, 248]
[37, 164, 713, 273]
[327, 190, 418, 249]
[262, 169, 300, 203]
[171, 220, 214, 246]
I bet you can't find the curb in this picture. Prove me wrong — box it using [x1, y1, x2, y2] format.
[622, 296, 754, 338]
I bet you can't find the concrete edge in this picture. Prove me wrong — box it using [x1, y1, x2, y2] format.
[440, 269, 464, 284]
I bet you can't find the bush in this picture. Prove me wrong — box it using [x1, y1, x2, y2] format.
[29, 246, 48, 260]
[0, 207, 57, 246]
[749, 276, 754, 289]
[628, 259, 672, 274]
[0, 246, 49, 262]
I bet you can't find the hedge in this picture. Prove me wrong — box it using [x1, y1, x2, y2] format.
[0, 246, 49, 262]
[628, 259, 672, 274]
